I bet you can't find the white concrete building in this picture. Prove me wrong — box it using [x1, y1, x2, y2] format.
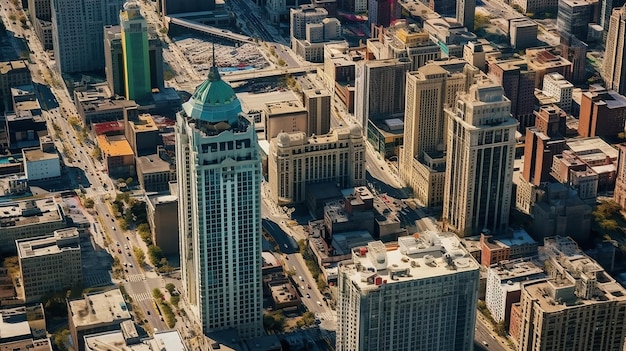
[337, 233, 479, 351]
[176, 62, 263, 338]
[443, 84, 518, 236]
[268, 126, 365, 205]
[22, 137, 60, 181]
[542, 73, 573, 113]
[484, 259, 545, 323]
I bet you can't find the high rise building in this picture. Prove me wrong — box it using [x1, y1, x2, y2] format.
[560, 34, 588, 83]
[515, 236, 626, 351]
[52, 0, 124, 73]
[354, 58, 410, 131]
[443, 84, 517, 237]
[487, 58, 536, 131]
[456, 0, 475, 32]
[522, 106, 567, 186]
[399, 59, 481, 207]
[368, 0, 396, 27]
[119, 1, 151, 102]
[556, 0, 598, 40]
[175, 58, 263, 338]
[18, 228, 82, 303]
[541, 72, 573, 113]
[104, 25, 164, 99]
[303, 88, 331, 135]
[28, 0, 53, 50]
[578, 84, 626, 138]
[603, 5, 626, 95]
[336, 234, 479, 351]
[290, 5, 328, 42]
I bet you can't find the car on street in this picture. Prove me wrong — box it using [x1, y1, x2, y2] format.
[306, 293, 310, 298]
[117, 248, 122, 254]
[317, 301, 322, 306]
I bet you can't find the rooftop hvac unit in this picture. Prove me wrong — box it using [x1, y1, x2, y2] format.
[424, 255, 435, 266]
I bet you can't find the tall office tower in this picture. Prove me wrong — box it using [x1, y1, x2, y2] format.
[52, 0, 124, 73]
[119, 1, 151, 102]
[176, 59, 263, 338]
[443, 84, 517, 237]
[578, 85, 626, 138]
[488, 59, 536, 131]
[456, 0, 475, 32]
[337, 235, 479, 351]
[559, 34, 587, 84]
[104, 25, 164, 98]
[522, 106, 567, 186]
[399, 59, 480, 207]
[516, 236, 626, 351]
[354, 58, 410, 132]
[600, 0, 626, 37]
[603, 5, 626, 95]
[303, 88, 331, 135]
[290, 5, 328, 42]
[556, 0, 598, 40]
[368, 0, 396, 27]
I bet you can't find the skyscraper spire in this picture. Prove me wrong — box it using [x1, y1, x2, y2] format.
[208, 41, 220, 82]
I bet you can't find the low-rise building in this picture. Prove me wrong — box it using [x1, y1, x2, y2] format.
[480, 230, 538, 266]
[125, 114, 159, 157]
[324, 200, 375, 237]
[0, 61, 31, 110]
[97, 135, 135, 177]
[74, 84, 138, 125]
[18, 228, 81, 303]
[0, 197, 67, 253]
[0, 304, 46, 343]
[22, 137, 60, 182]
[68, 289, 132, 351]
[84, 322, 187, 351]
[5, 110, 47, 152]
[542, 73, 573, 113]
[268, 127, 365, 205]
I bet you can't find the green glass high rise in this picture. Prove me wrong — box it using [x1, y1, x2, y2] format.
[120, 1, 151, 102]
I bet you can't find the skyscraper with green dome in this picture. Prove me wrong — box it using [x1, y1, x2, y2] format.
[176, 56, 263, 339]
[120, 1, 151, 102]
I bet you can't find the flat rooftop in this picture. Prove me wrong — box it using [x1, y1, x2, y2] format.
[566, 137, 618, 160]
[69, 289, 131, 328]
[136, 154, 171, 174]
[0, 307, 31, 340]
[98, 135, 134, 157]
[341, 232, 479, 292]
[17, 228, 79, 259]
[129, 115, 158, 132]
[22, 147, 58, 162]
[0, 197, 63, 228]
[265, 100, 306, 116]
[84, 329, 187, 351]
[0, 338, 52, 351]
[0, 60, 28, 74]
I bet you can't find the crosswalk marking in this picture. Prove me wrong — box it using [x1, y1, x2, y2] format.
[127, 274, 145, 282]
[316, 311, 335, 321]
[130, 292, 153, 302]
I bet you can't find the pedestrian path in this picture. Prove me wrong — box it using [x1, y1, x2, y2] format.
[127, 274, 145, 282]
[316, 311, 335, 322]
[130, 291, 153, 302]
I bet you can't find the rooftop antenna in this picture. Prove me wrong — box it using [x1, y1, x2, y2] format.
[208, 41, 220, 81]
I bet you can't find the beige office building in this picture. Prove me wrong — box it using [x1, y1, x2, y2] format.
[268, 126, 365, 204]
[0, 197, 67, 253]
[18, 228, 82, 303]
[443, 84, 517, 236]
[264, 100, 308, 140]
[399, 59, 481, 207]
[516, 236, 626, 351]
[602, 5, 626, 95]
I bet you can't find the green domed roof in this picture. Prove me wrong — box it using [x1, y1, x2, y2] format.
[181, 64, 242, 123]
